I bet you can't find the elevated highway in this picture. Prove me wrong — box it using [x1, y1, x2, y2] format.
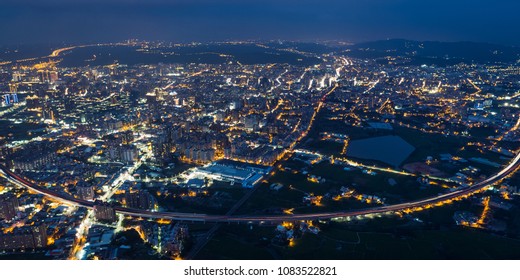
[1, 149, 519, 223]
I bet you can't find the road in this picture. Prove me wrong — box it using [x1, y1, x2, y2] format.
[294, 148, 456, 184]
[184, 176, 263, 259]
[1, 148, 519, 223]
[1, 75, 519, 223]
[181, 80, 342, 258]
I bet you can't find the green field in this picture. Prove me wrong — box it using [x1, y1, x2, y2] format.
[0, 120, 47, 141]
[195, 220, 520, 259]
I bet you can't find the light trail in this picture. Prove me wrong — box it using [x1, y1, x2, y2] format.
[363, 79, 379, 94]
[294, 148, 456, 183]
[477, 196, 490, 225]
[467, 78, 482, 95]
[2, 146, 519, 223]
[1, 76, 518, 224]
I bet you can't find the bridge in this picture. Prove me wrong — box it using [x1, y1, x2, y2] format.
[1, 148, 519, 223]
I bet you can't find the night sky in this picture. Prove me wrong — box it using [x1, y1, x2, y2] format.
[1, 0, 519, 45]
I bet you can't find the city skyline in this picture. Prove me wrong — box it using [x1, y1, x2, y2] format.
[1, 39, 520, 260]
[1, 0, 520, 264]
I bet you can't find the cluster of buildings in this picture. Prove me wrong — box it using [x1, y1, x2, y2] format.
[0, 195, 19, 221]
[141, 222, 190, 259]
[0, 224, 47, 251]
[8, 140, 65, 171]
[0, 189, 87, 257]
[123, 190, 157, 210]
[1, 93, 19, 107]
[0, 40, 519, 259]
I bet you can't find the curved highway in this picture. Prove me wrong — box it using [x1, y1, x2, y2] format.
[1, 149, 519, 223]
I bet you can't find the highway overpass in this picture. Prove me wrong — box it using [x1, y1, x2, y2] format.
[1, 150, 519, 223]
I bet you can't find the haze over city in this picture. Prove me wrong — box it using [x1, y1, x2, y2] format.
[1, 0, 519, 45]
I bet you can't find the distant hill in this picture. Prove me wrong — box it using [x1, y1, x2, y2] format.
[265, 41, 339, 54]
[54, 43, 324, 68]
[345, 39, 520, 65]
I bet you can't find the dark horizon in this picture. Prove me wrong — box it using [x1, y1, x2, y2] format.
[1, 0, 519, 47]
[2, 38, 520, 49]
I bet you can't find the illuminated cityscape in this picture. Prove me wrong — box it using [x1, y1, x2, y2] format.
[1, 0, 520, 262]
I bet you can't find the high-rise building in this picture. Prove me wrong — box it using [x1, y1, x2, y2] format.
[31, 224, 47, 248]
[38, 70, 49, 83]
[124, 191, 155, 210]
[10, 144, 58, 171]
[120, 145, 138, 163]
[154, 88, 166, 101]
[146, 92, 158, 107]
[3, 94, 10, 106]
[0, 232, 33, 250]
[49, 71, 59, 83]
[77, 184, 95, 201]
[187, 96, 196, 106]
[0, 195, 19, 221]
[8, 82, 18, 93]
[93, 202, 117, 223]
[1, 93, 19, 106]
[0, 224, 47, 250]
[163, 223, 190, 257]
[11, 72, 22, 82]
[25, 95, 41, 110]
[121, 131, 134, 145]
